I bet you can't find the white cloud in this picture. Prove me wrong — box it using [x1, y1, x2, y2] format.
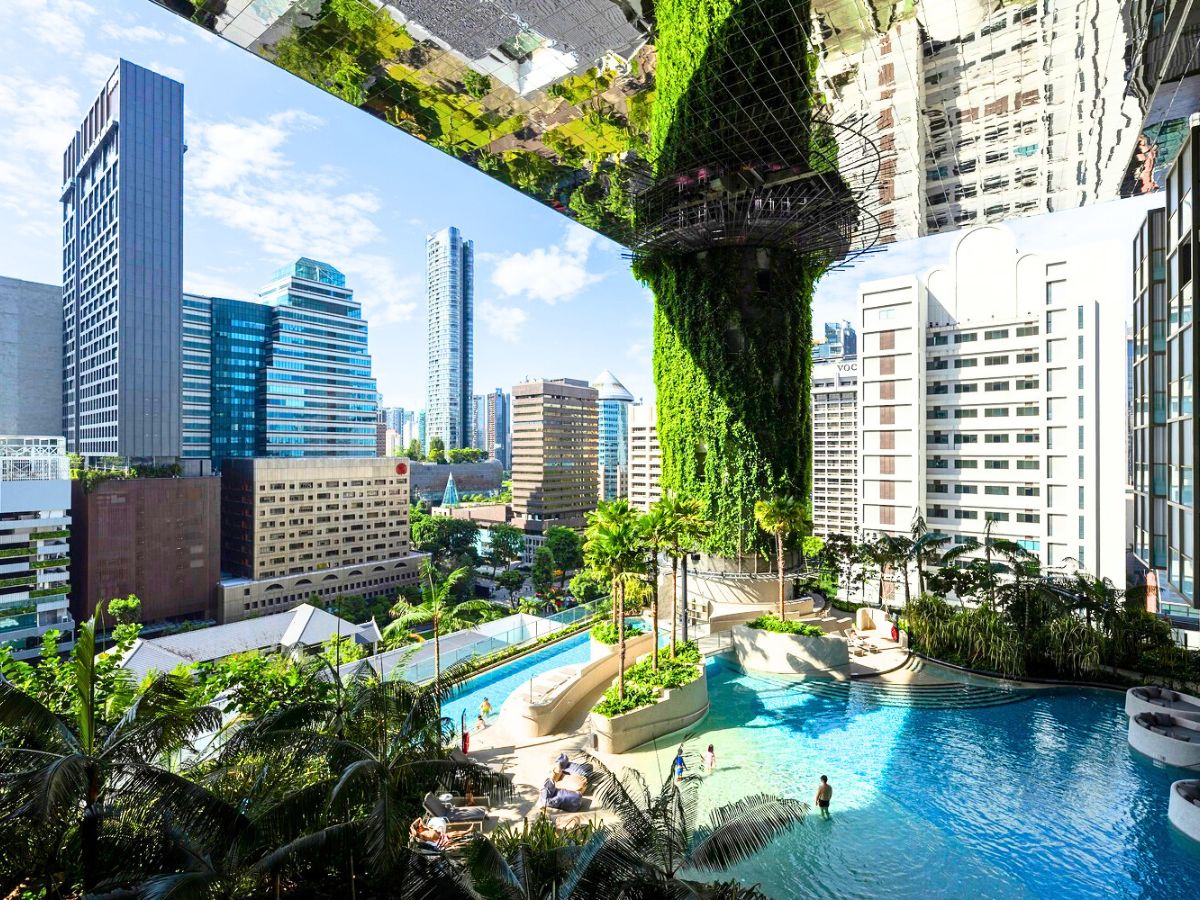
[101, 23, 185, 45]
[479, 301, 528, 343]
[185, 110, 416, 324]
[0, 73, 82, 238]
[490, 223, 604, 303]
[10, 0, 96, 53]
[82, 52, 117, 81]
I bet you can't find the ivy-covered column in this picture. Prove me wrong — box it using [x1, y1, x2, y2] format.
[639, 0, 824, 557]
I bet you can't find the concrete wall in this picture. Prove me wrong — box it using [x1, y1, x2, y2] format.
[591, 667, 710, 755]
[0, 277, 62, 436]
[499, 629, 656, 740]
[731, 624, 852, 681]
[706, 598, 814, 634]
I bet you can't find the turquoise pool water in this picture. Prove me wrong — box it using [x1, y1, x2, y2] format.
[442, 630, 592, 736]
[624, 658, 1200, 899]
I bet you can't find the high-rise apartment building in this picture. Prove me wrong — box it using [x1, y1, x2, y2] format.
[484, 389, 511, 468]
[858, 224, 1125, 595]
[426, 227, 474, 449]
[470, 393, 488, 451]
[0, 277, 63, 436]
[592, 369, 633, 501]
[813, 321, 858, 362]
[0, 436, 75, 660]
[811, 358, 859, 537]
[218, 457, 421, 622]
[627, 402, 661, 513]
[511, 379, 598, 534]
[183, 260, 378, 467]
[257, 258, 378, 457]
[380, 407, 406, 434]
[61, 61, 184, 461]
[1132, 131, 1197, 633]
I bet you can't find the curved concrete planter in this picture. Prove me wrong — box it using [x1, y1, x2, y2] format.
[1128, 713, 1200, 768]
[1168, 780, 1200, 843]
[590, 667, 709, 755]
[499, 630, 656, 740]
[731, 624, 851, 681]
[1125, 686, 1200, 720]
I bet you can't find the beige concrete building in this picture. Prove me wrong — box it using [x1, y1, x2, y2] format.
[511, 378, 598, 535]
[217, 457, 423, 622]
[628, 402, 661, 512]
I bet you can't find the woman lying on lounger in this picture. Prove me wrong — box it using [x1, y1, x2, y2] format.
[409, 817, 462, 850]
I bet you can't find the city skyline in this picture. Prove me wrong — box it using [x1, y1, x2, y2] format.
[3, 0, 1167, 421]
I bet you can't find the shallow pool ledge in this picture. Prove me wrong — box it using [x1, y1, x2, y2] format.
[731, 624, 851, 681]
[499, 630, 657, 740]
[591, 667, 710, 754]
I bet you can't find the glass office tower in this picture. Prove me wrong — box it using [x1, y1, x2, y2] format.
[256, 258, 378, 457]
[425, 227, 474, 449]
[592, 369, 634, 501]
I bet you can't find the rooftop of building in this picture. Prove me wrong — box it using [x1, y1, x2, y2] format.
[119, 603, 377, 679]
[591, 369, 635, 402]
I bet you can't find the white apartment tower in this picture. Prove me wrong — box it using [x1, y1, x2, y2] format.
[628, 402, 661, 513]
[811, 358, 859, 537]
[425, 227, 474, 449]
[858, 225, 1125, 591]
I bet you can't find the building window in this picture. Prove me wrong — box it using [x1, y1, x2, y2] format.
[879, 457, 896, 474]
[880, 356, 896, 375]
[955, 408, 978, 418]
[985, 459, 1010, 469]
[880, 330, 897, 350]
[985, 485, 1009, 495]
[955, 358, 978, 368]
[955, 384, 979, 393]
[985, 407, 1009, 418]
[984, 355, 1009, 366]
[955, 509, 978, 519]
[955, 459, 978, 469]
[954, 332, 978, 344]
[1015, 405, 1038, 417]
[984, 328, 1010, 340]
[955, 484, 978, 494]
[985, 381, 1010, 392]
[1015, 459, 1039, 470]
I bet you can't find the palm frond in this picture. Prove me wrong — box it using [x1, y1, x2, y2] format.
[0, 681, 77, 752]
[685, 795, 808, 872]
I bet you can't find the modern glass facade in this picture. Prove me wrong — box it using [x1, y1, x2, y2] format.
[257, 258, 378, 457]
[181, 294, 212, 460]
[426, 227, 474, 449]
[592, 369, 633, 501]
[813, 320, 858, 362]
[1132, 129, 1197, 627]
[61, 60, 184, 461]
[185, 259, 378, 467]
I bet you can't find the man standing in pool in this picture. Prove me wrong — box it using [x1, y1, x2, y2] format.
[816, 775, 833, 818]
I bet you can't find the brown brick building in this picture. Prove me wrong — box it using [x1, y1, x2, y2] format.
[511, 378, 598, 534]
[70, 474, 221, 623]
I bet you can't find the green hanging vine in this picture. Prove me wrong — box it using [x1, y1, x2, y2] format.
[637, 0, 829, 557]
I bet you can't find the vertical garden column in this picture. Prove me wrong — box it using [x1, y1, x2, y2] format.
[639, 0, 823, 557]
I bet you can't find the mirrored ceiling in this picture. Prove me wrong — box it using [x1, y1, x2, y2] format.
[147, 1, 1200, 246]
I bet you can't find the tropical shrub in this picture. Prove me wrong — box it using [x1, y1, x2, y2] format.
[593, 642, 703, 717]
[591, 620, 643, 645]
[746, 614, 824, 637]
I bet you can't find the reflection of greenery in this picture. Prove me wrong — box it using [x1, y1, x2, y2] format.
[547, 68, 612, 104]
[461, 68, 491, 99]
[568, 163, 635, 236]
[272, 0, 412, 106]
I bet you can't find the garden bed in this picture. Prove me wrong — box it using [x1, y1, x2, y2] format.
[590, 644, 709, 754]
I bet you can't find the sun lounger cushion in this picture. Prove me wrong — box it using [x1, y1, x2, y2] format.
[555, 753, 594, 778]
[556, 774, 588, 793]
[424, 793, 487, 822]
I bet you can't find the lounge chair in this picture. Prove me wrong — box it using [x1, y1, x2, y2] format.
[423, 791, 488, 823]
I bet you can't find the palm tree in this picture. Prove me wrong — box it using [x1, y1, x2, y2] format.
[384, 562, 499, 680]
[754, 495, 807, 620]
[574, 754, 808, 898]
[0, 617, 227, 893]
[639, 501, 674, 671]
[657, 493, 706, 655]
[464, 816, 605, 900]
[908, 509, 949, 598]
[585, 499, 646, 699]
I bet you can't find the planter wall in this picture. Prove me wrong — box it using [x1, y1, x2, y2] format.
[500, 629, 657, 740]
[590, 666, 709, 755]
[731, 624, 851, 681]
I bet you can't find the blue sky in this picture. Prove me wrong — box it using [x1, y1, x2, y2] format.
[0, 0, 1164, 410]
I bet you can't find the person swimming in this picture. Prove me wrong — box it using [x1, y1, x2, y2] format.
[480, 697, 493, 718]
[815, 775, 833, 818]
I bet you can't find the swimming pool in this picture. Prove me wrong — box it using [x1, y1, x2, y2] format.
[442, 629, 593, 735]
[624, 658, 1200, 899]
